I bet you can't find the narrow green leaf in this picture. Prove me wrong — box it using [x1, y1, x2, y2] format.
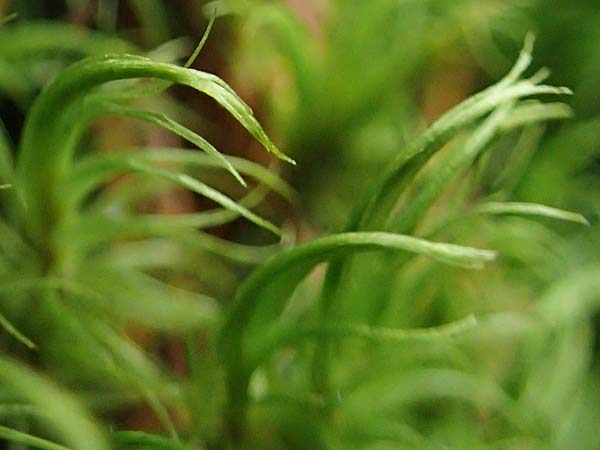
[250, 315, 477, 368]
[0, 13, 17, 26]
[184, 10, 216, 68]
[231, 231, 494, 337]
[386, 101, 514, 233]
[17, 55, 292, 243]
[346, 37, 569, 231]
[0, 426, 71, 450]
[80, 182, 272, 246]
[87, 319, 164, 384]
[176, 232, 284, 265]
[126, 161, 280, 235]
[474, 202, 589, 225]
[0, 311, 37, 349]
[492, 124, 545, 193]
[84, 102, 246, 186]
[67, 147, 295, 208]
[499, 101, 573, 131]
[140, 388, 179, 441]
[219, 231, 495, 416]
[315, 40, 573, 396]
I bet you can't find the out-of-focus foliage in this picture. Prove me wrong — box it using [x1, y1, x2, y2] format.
[217, 0, 541, 229]
[213, 1, 600, 449]
[0, 1, 598, 450]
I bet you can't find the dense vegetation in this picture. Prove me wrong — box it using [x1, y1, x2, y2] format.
[0, 1, 598, 450]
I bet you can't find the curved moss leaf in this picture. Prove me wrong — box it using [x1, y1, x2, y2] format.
[125, 161, 280, 235]
[0, 426, 70, 450]
[16, 54, 292, 242]
[249, 315, 477, 369]
[80, 102, 246, 186]
[474, 202, 589, 226]
[67, 147, 295, 208]
[219, 231, 495, 414]
[386, 101, 514, 234]
[0, 311, 37, 349]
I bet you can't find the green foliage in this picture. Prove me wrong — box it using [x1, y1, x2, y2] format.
[0, 356, 108, 450]
[0, 10, 293, 449]
[0, 2, 599, 450]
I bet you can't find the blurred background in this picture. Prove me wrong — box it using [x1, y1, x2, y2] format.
[0, 1, 599, 449]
